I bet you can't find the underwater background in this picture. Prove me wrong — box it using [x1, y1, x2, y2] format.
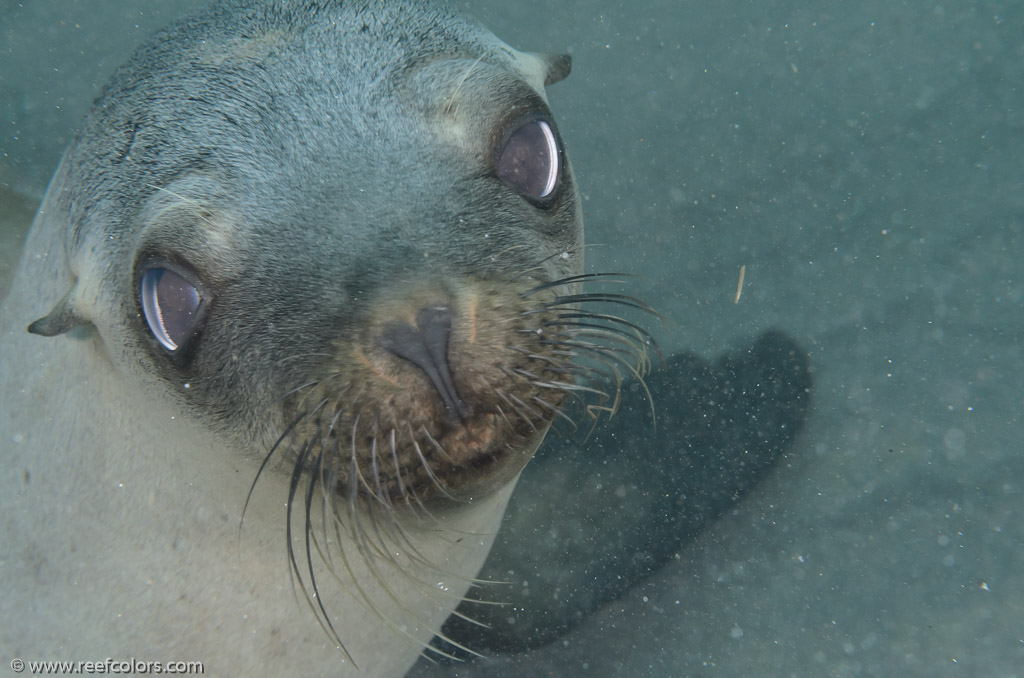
[2, 1, 1021, 676]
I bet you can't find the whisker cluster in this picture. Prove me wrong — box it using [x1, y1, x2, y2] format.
[240, 265, 659, 662]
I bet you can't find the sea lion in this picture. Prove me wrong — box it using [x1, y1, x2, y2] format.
[0, 1, 652, 676]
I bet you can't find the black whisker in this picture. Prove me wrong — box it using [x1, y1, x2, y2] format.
[410, 425, 461, 503]
[495, 389, 538, 432]
[240, 409, 312, 536]
[285, 434, 356, 665]
[519, 271, 636, 297]
[302, 442, 354, 664]
[549, 310, 661, 352]
[544, 292, 659, 317]
[530, 395, 579, 433]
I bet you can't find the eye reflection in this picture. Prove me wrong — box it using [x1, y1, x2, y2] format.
[141, 267, 201, 351]
[497, 119, 559, 200]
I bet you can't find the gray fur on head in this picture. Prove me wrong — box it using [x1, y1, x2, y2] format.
[36, 0, 580, 450]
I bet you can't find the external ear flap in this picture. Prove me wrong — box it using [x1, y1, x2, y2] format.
[27, 287, 88, 337]
[539, 53, 572, 86]
[512, 51, 573, 94]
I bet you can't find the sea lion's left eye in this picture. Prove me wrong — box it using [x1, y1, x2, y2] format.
[497, 118, 560, 201]
[141, 267, 202, 351]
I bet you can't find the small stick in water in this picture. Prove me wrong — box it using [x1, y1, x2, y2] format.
[734, 265, 746, 304]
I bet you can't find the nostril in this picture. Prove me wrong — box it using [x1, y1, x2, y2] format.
[376, 305, 471, 422]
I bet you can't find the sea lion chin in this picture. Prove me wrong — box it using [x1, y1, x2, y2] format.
[1, 1, 652, 676]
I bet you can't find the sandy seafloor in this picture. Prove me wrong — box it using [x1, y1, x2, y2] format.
[2, 1, 1022, 677]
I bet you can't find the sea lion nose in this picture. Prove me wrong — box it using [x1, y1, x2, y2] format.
[376, 304, 471, 422]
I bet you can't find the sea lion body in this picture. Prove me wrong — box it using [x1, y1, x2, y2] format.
[1, 298, 510, 677]
[0, 2, 601, 675]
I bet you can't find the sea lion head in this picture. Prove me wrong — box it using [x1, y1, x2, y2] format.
[27, 0, 651, 658]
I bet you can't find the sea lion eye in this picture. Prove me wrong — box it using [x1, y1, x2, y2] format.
[497, 118, 560, 201]
[141, 267, 202, 351]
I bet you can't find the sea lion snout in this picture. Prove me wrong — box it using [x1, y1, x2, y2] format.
[376, 304, 470, 423]
[281, 275, 566, 504]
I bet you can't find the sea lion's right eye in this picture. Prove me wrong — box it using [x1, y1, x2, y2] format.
[141, 267, 203, 351]
[497, 117, 560, 202]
